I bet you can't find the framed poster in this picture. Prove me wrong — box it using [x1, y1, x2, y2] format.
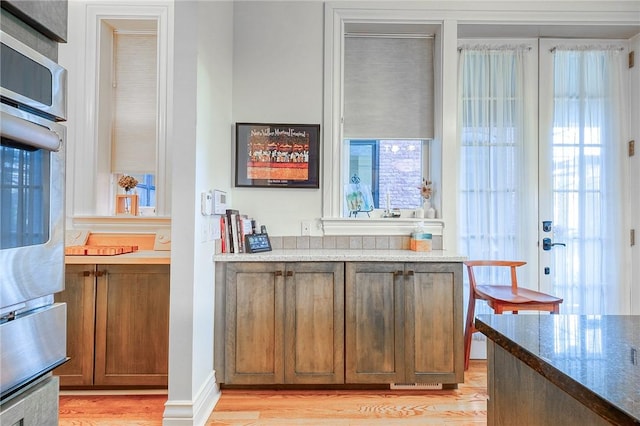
[235, 123, 320, 188]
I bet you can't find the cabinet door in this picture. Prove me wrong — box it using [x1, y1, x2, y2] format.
[225, 262, 285, 384]
[54, 264, 96, 387]
[404, 262, 463, 384]
[94, 264, 169, 386]
[284, 262, 344, 384]
[345, 262, 405, 384]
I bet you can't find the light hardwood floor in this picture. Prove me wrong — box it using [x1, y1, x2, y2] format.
[59, 360, 487, 425]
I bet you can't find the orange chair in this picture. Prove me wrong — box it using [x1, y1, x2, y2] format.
[463, 260, 563, 370]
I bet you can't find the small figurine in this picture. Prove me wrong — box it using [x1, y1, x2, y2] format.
[418, 178, 436, 219]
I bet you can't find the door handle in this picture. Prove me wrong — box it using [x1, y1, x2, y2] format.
[542, 238, 566, 251]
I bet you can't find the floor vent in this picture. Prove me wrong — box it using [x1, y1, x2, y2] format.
[390, 382, 443, 390]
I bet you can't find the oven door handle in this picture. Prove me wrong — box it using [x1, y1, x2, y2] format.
[0, 111, 61, 151]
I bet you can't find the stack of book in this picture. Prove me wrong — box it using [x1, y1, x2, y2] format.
[219, 209, 258, 253]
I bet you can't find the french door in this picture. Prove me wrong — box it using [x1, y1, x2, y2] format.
[459, 38, 630, 321]
[538, 39, 629, 315]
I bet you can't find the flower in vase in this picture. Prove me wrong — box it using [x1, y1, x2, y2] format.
[118, 175, 138, 192]
[418, 178, 432, 200]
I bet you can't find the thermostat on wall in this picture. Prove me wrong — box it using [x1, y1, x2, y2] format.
[213, 190, 227, 215]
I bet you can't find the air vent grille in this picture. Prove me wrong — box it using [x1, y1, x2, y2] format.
[390, 382, 443, 390]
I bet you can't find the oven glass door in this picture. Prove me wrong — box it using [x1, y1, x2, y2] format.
[0, 139, 51, 249]
[0, 105, 64, 310]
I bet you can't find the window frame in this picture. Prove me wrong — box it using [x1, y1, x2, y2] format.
[321, 3, 447, 237]
[65, 2, 172, 222]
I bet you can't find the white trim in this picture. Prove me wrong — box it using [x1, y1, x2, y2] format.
[325, 1, 640, 23]
[630, 33, 640, 315]
[322, 5, 446, 219]
[163, 371, 220, 426]
[322, 217, 445, 239]
[72, 1, 172, 217]
[71, 215, 170, 232]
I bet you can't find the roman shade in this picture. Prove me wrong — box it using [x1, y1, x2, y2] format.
[111, 33, 157, 173]
[343, 35, 434, 140]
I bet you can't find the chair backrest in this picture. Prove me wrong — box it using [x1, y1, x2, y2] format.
[463, 260, 527, 293]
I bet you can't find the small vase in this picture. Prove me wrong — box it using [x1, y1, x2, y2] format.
[124, 190, 131, 214]
[424, 199, 436, 219]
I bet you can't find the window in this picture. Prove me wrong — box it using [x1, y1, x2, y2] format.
[323, 6, 443, 236]
[109, 29, 158, 214]
[115, 173, 156, 208]
[135, 174, 156, 207]
[341, 30, 434, 216]
[345, 139, 424, 213]
[61, 4, 171, 220]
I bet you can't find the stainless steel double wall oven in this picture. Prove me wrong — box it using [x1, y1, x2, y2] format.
[0, 29, 67, 401]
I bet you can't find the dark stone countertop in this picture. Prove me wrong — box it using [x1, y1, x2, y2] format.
[476, 314, 640, 425]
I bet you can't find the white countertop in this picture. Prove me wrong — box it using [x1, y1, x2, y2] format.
[214, 249, 465, 262]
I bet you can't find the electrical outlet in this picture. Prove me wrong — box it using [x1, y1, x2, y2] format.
[301, 220, 311, 236]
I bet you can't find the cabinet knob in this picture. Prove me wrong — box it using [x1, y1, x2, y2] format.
[95, 270, 105, 277]
[286, 271, 294, 277]
[83, 271, 92, 277]
[406, 270, 414, 276]
[394, 270, 404, 277]
[274, 270, 283, 277]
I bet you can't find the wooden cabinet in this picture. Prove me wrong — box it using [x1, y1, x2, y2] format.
[345, 262, 463, 385]
[54, 264, 169, 388]
[54, 264, 95, 386]
[222, 262, 344, 385]
[216, 260, 463, 387]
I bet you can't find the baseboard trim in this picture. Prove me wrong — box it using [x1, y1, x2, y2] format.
[163, 371, 221, 425]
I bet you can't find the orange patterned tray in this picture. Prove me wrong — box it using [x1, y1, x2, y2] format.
[65, 245, 139, 256]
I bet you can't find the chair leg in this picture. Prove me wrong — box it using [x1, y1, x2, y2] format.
[464, 292, 476, 371]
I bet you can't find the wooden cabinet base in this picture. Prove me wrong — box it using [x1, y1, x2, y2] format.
[55, 264, 169, 388]
[216, 261, 463, 387]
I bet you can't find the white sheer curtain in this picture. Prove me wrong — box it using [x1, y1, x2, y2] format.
[458, 46, 529, 288]
[545, 45, 628, 315]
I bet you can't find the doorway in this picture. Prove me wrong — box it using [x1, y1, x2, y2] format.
[459, 38, 631, 353]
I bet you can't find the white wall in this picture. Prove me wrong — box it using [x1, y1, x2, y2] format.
[165, 1, 233, 425]
[230, 1, 324, 236]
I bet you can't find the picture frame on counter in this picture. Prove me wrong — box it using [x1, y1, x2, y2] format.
[244, 233, 272, 253]
[235, 122, 320, 188]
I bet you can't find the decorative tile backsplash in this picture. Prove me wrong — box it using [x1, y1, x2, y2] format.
[215, 234, 443, 254]
[268, 235, 443, 251]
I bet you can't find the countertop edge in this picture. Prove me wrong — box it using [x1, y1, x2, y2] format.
[475, 316, 639, 425]
[65, 251, 170, 265]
